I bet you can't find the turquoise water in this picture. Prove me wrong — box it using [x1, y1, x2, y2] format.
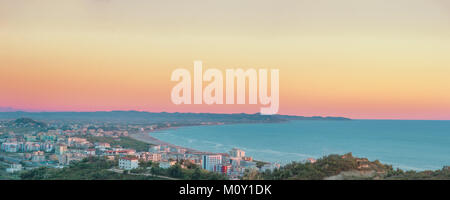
[150, 120, 450, 170]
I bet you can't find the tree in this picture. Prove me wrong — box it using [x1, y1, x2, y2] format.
[192, 168, 201, 180]
[168, 164, 183, 178]
[243, 169, 262, 180]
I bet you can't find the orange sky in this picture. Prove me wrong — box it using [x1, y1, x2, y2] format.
[1, 0, 450, 119]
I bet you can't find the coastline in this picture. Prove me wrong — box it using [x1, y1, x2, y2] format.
[129, 120, 450, 171]
[129, 127, 223, 155]
[129, 123, 280, 165]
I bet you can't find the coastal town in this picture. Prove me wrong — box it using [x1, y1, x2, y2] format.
[0, 117, 283, 180]
[1, 114, 449, 180]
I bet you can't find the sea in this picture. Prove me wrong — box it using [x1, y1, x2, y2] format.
[150, 120, 450, 171]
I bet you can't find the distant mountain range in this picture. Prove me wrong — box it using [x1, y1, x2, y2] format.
[0, 107, 20, 112]
[0, 111, 350, 124]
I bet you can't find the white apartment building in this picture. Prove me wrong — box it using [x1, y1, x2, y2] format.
[1, 142, 19, 152]
[202, 154, 222, 171]
[119, 157, 139, 170]
[230, 148, 245, 158]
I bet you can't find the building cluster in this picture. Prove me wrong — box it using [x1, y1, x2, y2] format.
[1, 123, 280, 179]
[116, 146, 281, 179]
[138, 146, 280, 179]
[0, 124, 133, 169]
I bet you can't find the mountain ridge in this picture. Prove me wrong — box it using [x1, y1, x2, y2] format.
[0, 111, 350, 123]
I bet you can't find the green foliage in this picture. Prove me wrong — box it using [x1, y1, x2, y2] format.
[18, 153, 450, 180]
[385, 166, 450, 180]
[260, 153, 391, 180]
[140, 160, 228, 180]
[255, 160, 267, 169]
[1, 118, 48, 134]
[0, 162, 20, 180]
[11, 118, 47, 128]
[20, 157, 163, 180]
[84, 136, 151, 152]
[19, 157, 227, 180]
[242, 168, 263, 180]
[254, 153, 450, 180]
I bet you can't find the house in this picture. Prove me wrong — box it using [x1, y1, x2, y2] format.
[6, 163, 22, 173]
[85, 149, 96, 156]
[159, 161, 174, 169]
[119, 157, 139, 170]
[260, 163, 280, 172]
[138, 152, 162, 162]
[105, 149, 136, 156]
[95, 142, 111, 149]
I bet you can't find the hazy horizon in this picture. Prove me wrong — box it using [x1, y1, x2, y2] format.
[1, 0, 450, 120]
[2, 107, 450, 121]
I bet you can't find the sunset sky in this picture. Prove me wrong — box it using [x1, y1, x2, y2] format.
[1, 0, 450, 119]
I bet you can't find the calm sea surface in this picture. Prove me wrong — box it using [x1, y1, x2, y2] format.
[150, 120, 450, 170]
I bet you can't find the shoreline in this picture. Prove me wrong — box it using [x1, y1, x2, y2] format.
[129, 126, 225, 155]
[128, 121, 448, 171]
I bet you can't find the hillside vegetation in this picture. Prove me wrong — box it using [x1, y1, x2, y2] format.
[252, 153, 450, 180]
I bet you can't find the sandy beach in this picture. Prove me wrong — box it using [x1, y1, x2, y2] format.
[129, 130, 218, 155]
